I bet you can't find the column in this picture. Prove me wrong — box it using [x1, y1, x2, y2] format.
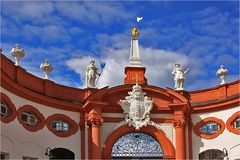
[87, 117, 103, 159]
[174, 119, 186, 159]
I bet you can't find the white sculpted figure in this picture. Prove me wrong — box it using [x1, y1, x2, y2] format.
[216, 65, 228, 85]
[119, 84, 153, 130]
[172, 64, 189, 90]
[85, 60, 100, 88]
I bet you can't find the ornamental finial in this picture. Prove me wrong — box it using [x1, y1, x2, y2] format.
[216, 65, 228, 85]
[132, 26, 139, 39]
[40, 59, 53, 80]
[10, 43, 25, 66]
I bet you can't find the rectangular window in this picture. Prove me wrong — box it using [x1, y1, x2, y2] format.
[21, 111, 38, 127]
[21, 114, 28, 122]
[1, 101, 10, 117]
[1, 152, 10, 159]
[200, 122, 220, 134]
[22, 156, 38, 160]
[233, 116, 240, 129]
[51, 120, 69, 132]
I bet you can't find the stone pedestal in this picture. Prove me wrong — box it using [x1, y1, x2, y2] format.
[124, 67, 147, 85]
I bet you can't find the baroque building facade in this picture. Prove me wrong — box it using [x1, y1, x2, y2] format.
[1, 28, 240, 159]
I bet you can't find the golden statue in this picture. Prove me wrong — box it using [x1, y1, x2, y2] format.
[132, 27, 139, 38]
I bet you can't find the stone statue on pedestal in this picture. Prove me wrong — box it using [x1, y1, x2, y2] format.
[119, 84, 153, 130]
[85, 60, 100, 88]
[172, 64, 189, 90]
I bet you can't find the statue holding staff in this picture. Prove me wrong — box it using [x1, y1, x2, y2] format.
[85, 60, 100, 88]
[172, 64, 189, 90]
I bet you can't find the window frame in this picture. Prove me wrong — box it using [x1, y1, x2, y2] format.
[0, 93, 17, 123]
[233, 116, 240, 129]
[17, 105, 45, 132]
[1, 100, 10, 117]
[20, 110, 40, 127]
[46, 114, 78, 137]
[199, 121, 221, 135]
[22, 156, 38, 160]
[1, 152, 10, 159]
[226, 111, 240, 135]
[51, 119, 70, 132]
[193, 117, 225, 139]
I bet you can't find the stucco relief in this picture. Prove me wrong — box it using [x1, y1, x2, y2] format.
[119, 84, 153, 130]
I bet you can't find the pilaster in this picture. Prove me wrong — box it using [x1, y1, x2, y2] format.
[173, 113, 186, 160]
[86, 116, 103, 159]
[79, 113, 86, 159]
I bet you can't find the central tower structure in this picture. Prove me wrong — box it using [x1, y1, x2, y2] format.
[124, 27, 147, 85]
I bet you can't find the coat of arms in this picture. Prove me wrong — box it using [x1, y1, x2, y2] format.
[119, 84, 153, 130]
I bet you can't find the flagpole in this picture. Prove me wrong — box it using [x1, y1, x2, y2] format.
[95, 63, 105, 86]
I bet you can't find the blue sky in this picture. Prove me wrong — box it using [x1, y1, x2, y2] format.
[1, 1, 239, 91]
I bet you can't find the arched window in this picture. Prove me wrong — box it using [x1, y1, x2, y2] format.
[199, 149, 224, 160]
[111, 132, 163, 159]
[47, 148, 74, 159]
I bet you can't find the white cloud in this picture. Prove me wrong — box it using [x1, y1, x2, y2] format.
[55, 2, 135, 24]
[1, 3, 238, 91]
[2, 1, 55, 23]
[65, 46, 199, 90]
[65, 56, 100, 88]
[22, 24, 72, 43]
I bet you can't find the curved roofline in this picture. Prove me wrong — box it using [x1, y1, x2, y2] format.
[189, 80, 239, 94]
[1, 53, 239, 113]
[1, 54, 87, 102]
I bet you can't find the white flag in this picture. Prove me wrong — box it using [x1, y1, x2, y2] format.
[137, 16, 143, 22]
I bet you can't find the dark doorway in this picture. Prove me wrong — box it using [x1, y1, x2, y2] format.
[49, 148, 75, 159]
[199, 149, 224, 160]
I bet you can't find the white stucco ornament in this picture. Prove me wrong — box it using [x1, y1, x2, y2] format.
[216, 65, 228, 85]
[119, 83, 153, 130]
[10, 43, 25, 66]
[40, 59, 53, 80]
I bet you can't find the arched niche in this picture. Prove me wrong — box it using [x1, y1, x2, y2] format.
[49, 148, 75, 159]
[199, 149, 225, 160]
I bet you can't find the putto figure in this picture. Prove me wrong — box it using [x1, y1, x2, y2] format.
[85, 60, 100, 88]
[172, 64, 189, 90]
[119, 84, 153, 130]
